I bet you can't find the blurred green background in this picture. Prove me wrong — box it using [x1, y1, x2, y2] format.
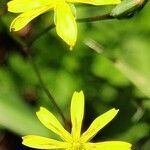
[0, 1, 150, 150]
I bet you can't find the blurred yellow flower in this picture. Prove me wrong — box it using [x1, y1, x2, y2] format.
[7, 0, 120, 48]
[22, 91, 132, 150]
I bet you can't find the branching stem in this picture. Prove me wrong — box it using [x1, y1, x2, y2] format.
[29, 13, 115, 46]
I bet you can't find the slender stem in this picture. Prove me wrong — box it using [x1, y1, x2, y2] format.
[5, 12, 115, 127]
[29, 13, 114, 46]
[28, 54, 67, 125]
[28, 23, 55, 47]
[5, 21, 67, 125]
[77, 13, 114, 22]
[24, 13, 115, 128]
[6, 12, 115, 127]
[23, 13, 115, 128]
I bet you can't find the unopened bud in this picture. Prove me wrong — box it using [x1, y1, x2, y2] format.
[111, 0, 148, 18]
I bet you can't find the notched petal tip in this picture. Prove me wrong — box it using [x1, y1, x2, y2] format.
[10, 20, 23, 32]
[79, 90, 84, 94]
[112, 108, 119, 113]
[36, 107, 48, 118]
[22, 136, 25, 141]
[71, 90, 85, 140]
[39, 106, 46, 110]
[55, 1, 77, 48]
[73, 90, 84, 95]
[67, 37, 77, 50]
[107, 108, 119, 118]
[72, 90, 84, 102]
[22, 136, 26, 140]
[69, 44, 75, 50]
[10, 19, 20, 32]
[7, 1, 13, 12]
[22, 136, 30, 145]
[37, 106, 45, 112]
[10, 27, 15, 32]
[22, 135, 34, 141]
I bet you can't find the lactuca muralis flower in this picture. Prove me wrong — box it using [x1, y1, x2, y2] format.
[7, 0, 120, 48]
[22, 91, 132, 150]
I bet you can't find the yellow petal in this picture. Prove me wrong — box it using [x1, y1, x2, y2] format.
[8, 0, 53, 13]
[10, 6, 51, 31]
[85, 141, 132, 150]
[36, 107, 72, 142]
[80, 108, 119, 142]
[67, 0, 121, 5]
[55, 2, 77, 48]
[71, 91, 84, 141]
[22, 135, 70, 149]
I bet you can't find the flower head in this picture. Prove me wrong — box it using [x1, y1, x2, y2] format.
[22, 91, 132, 150]
[7, 0, 120, 48]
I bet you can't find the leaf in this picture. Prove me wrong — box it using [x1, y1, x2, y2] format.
[0, 68, 50, 136]
[111, 0, 148, 18]
[91, 55, 130, 87]
[116, 123, 150, 143]
[114, 37, 150, 98]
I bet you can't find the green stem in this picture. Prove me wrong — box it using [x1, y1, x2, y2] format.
[4, 22, 67, 125]
[28, 23, 55, 47]
[28, 54, 67, 125]
[29, 13, 114, 46]
[77, 13, 114, 22]
[5, 12, 117, 128]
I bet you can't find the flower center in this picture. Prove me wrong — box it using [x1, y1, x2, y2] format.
[72, 142, 83, 150]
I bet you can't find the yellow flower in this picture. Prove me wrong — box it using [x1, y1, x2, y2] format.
[22, 91, 132, 150]
[7, 0, 120, 48]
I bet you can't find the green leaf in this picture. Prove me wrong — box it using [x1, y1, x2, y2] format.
[116, 123, 150, 143]
[0, 68, 49, 136]
[111, 0, 148, 18]
[114, 37, 150, 98]
[141, 140, 150, 150]
[91, 55, 130, 87]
